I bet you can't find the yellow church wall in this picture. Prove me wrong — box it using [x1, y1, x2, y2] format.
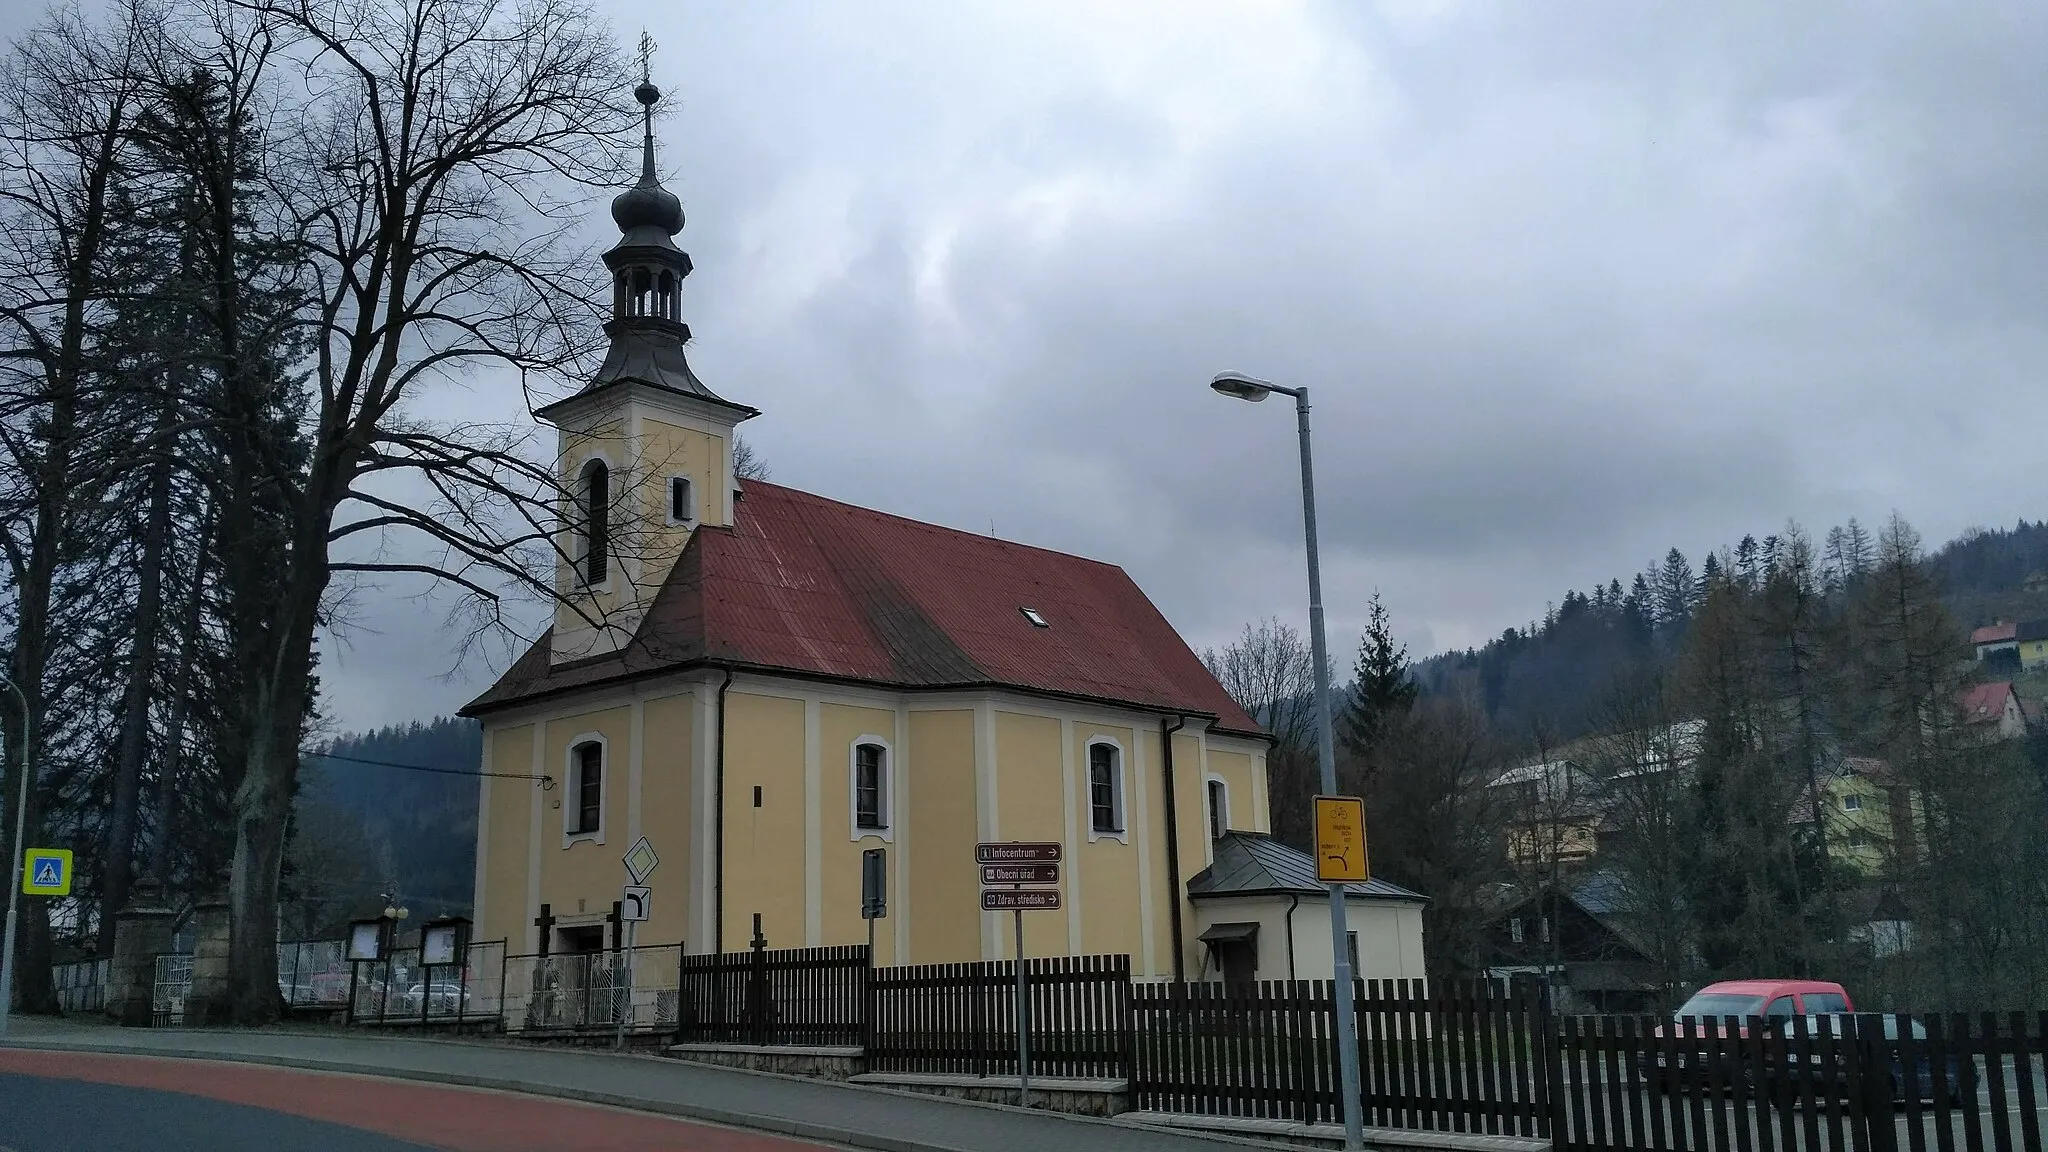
[639, 692, 695, 946]
[819, 702, 901, 964]
[1204, 747, 1256, 838]
[1140, 730, 1176, 979]
[1168, 729, 1209, 979]
[994, 711, 1068, 957]
[538, 706, 633, 932]
[1073, 721, 1142, 962]
[481, 723, 535, 948]
[638, 417, 727, 528]
[721, 691, 807, 951]
[908, 709, 979, 963]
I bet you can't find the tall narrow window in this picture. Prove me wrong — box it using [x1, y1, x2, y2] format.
[1207, 777, 1229, 840]
[573, 742, 603, 835]
[580, 459, 609, 586]
[669, 476, 694, 524]
[1089, 742, 1123, 834]
[854, 742, 887, 831]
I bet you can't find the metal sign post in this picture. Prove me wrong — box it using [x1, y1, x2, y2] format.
[618, 840, 658, 1051]
[975, 842, 1061, 1108]
[861, 848, 886, 960]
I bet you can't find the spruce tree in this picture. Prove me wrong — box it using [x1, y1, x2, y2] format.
[1340, 592, 1418, 757]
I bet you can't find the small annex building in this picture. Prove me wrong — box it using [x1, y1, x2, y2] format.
[460, 79, 1428, 981]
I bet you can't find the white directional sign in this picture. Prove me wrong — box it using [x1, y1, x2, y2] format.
[623, 837, 659, 885]
[621, 885, 651, 923]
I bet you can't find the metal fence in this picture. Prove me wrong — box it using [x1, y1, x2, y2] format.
[500, 944, 682, 1035]
[151, 952, 192, 1027]
[52, 957, 110, 1014]
[348, 940, 507, 1027]
[278, 940, 351, 1008]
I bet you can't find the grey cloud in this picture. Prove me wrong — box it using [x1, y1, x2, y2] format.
[288, 0, 2048, 724]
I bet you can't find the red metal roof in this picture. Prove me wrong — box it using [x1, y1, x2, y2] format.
[1960, 680, 2017, 723]
[465, 481, 1262, 735]
[1972, 621, 2017, 645]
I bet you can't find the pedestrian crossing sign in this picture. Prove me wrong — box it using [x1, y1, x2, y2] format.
[23, 848, 71, 896]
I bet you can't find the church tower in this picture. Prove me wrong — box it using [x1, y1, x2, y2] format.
[538, 63, 757, 665]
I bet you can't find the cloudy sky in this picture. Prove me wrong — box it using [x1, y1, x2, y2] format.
[106, 0, 2048, 731]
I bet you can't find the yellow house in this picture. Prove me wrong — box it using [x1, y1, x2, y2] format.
[1800, 758, 1918, 877]
[460, 80, 1426, 982]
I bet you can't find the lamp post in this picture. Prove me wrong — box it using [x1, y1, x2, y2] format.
[1209, 371, 1364, 1151]
[0, 671, 32, 1038]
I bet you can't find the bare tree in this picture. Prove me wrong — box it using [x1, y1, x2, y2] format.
[147, 0, 639, 1021]
[0, 0, 154, 1009]
[1203, 617, 1315, 848]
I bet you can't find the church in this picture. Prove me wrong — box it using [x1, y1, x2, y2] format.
[461, 77, 1427, 985]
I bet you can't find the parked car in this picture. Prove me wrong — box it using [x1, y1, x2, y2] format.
[401, 982, 471, 1014]
[1797, 1015, 1976, 1106]
[1641, 980, 1855, 1091]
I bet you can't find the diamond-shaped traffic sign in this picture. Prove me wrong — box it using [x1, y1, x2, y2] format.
[23, 848, 71, 896]
[622, 837, 659, 885]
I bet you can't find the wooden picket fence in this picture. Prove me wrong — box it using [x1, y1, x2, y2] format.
[1130, 977, 1552, 1139]
[869, 954, 1130, 1079]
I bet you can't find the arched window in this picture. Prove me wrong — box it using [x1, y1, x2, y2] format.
[668, 475, 695, 525]
[1087, 740, 1124, 835]
[851, 738, 891, 840]
[569, 740, 604, 838]
[580, 458, 608, 586]
[1207, 776, 1230, 840]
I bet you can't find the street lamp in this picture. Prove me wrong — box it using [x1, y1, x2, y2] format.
[0, 672, 31, 1038]
[1209, 370, 1365, 1151]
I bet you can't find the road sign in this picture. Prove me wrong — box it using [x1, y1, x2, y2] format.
[975, 842, 1061, 864]
[981, 889, 1060, 911]
[981, 863, 1059, 886]
[622, 837, 659, 884]
[22, 848, 71, 896]
[861, 848, 887, 920]
[621, 885, 651, 922]
[1313, 795, 1369, 883]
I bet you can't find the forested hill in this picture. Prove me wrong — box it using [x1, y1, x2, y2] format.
[297, 717, 482, 920]
[1412, 517, 2048, 746]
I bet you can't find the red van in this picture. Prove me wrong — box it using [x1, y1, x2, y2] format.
[1645, 979, 1855, 1090]
[1673, 979, 1854, 1023]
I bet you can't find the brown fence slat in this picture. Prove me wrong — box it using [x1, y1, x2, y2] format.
[2013, 1011, 2042, 1152]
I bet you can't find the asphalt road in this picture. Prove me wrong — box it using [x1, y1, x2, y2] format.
[0, 1050, 837, 1152]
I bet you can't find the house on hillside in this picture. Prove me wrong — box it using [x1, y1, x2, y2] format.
[1972, 621, 2020, 670]
[1959, 681, 2029, 741]
[2021, 621, 2048, 670]
[458, 80, 1428, 980]
[1790, 757, 1918, 877]
[1476, 872, 1666, 1014]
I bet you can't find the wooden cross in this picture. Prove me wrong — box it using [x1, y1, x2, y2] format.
[533, 903, 555, 958]
[606, 900, 624, 953]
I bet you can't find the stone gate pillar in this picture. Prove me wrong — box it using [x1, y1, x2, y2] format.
[103, 880, 177, 1026]
[183, 894, 233, 1026]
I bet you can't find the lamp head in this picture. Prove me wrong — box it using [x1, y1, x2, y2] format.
[1210, 372, 1276, 402]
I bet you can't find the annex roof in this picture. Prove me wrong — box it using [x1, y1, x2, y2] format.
[464, 480, 1261, 735]
[1186, 832, 1427, 903]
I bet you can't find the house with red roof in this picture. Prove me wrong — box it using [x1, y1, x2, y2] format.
[459, 82, 1426, 982]
[1959, 680, 2030, 741]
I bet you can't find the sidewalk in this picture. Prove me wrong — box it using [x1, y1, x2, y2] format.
[0, 1017, 1263, 1152]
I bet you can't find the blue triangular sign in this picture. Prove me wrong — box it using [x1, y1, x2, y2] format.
[32, 859, 58, 886]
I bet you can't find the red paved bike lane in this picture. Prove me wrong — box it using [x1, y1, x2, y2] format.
[0, 1049, 838, 1151]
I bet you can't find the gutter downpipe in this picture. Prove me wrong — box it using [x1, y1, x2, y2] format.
[1284, 893, 1300, 982]
[1161, 715, 1188, 983]
[712, 666, 734, 954]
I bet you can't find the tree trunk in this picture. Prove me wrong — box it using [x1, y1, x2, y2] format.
[148, 510, 215, 890]
[98, 450, 174, 952]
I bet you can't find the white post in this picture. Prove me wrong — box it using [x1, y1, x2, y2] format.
[0, 673, 31, 1037]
